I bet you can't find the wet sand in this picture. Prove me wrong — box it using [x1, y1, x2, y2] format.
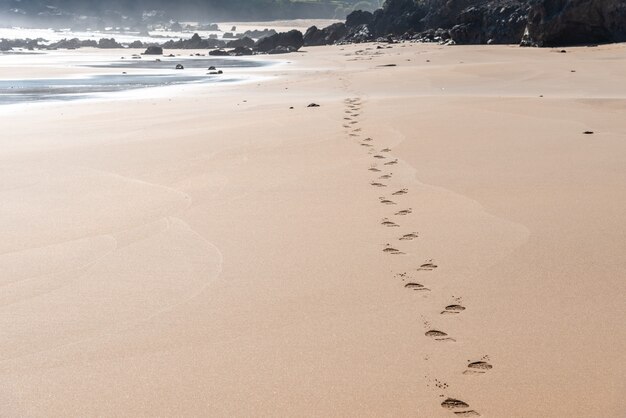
[0, 42, 625, 417]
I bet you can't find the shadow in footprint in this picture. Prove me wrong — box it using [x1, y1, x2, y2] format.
[370, 182, 387, 188]
[379, 197, 396, 205]
[441, 305, 465, 315]
[399, 232, 418, 241]
[381, 218, 399, 227]
[463, 361, 493, 375]
[392, 189, 408, 196]
[405, 283, 430, 291]
[395, 208, 412, 216]
[426, 330, 455, 342]
[418, 260, 437, 271]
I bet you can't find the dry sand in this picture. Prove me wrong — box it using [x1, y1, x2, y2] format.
[0, 42, 625, 417]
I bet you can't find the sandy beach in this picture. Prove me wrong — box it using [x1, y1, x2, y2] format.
[1, 42, 625, 417]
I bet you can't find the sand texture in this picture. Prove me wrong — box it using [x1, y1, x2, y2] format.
[1, 42, 625, 417]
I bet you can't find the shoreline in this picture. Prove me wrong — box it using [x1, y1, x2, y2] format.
[0, 42, 625, 416]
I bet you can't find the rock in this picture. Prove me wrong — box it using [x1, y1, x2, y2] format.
[226, 36, 255, 49]
[98, 38, 123, 48]
[209, 49, 229, 56]
[346, 10, 374, 28]
[242, 29, 277, 39]
[128, 40, 144, 48]
[307, 103, 320, 107]
[229, 46, 253, 56]
[161, 33, 225, 50]
[524, 0, 626, 46]
[231, 26, 237, 31]
[175, 64, 184, 70]
[304, 23, 348, 46]
[268, 46, 298, 54]
[208, 66, 216, 70]
[255, 30, 304, 53]
[143, 45, 163, 55]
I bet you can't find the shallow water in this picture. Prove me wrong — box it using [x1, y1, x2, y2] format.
[0, 55, 269, 105]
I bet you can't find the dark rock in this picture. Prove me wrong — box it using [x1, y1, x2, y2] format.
[242, 29, 277, 39]
[524, 0, 626, 46]
[129, 40, 144, 48]
[346, 10, 374, 28]
[143, 45, 163, 55]
[208, 66, 216, 70]
[209, 49, 229, 56]
[304, 23, 348, 46]
[229, 46, 253, 56]
[255, 30, 304, 53]
[268, 45, 298, 54]
[226, 36, 255, 48]
[175, 64, 184, 70]
[98, 38, 123, 48]
[161, 33, 225, 50]
[307, 103, 320, 107]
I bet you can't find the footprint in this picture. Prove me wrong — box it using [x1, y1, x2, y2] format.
[395, 208, 412, 216]
[454, 411, 481, 417]
[404, 283, 430, 291]
[373, 155, 386, 159]
[383, 244, 404, 255]
[353, 128, 362, 132]
[441, 398, 470, 410]
[380, 148, 392, 152]
[384, 159, 398, 166]
[370, 182, 387, 188]
[463, 361, 493, 375]
[381, 218, 400, 227]
[399, 232, 418, 241]
[441, 305, 465, 315]
[418, 260, 437, 271]
[379, 174, 392, 179]
[361, 143, 372, 147]
[392, 189, 408, 196]
[379, 197, 396, 205]
[368, 167, 381, 172]
[362, 137, 373, 142]
[350, 121, 359, 125]
[425, 330, 455, 342]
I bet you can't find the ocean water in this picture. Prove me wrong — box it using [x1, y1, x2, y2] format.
[0, 53, 271, 105]
[0, 26, 274, 106]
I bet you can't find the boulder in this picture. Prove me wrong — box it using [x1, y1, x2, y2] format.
[255, 30, 304, 53]
[304, 23, 348, 46]
[524, 0, 626, 46]
[143, 45, 163, 55]
[209, 49, 229, 56]
[346, 10, 374, 28]
[226, 36, 255, 48]
[229, 46, 254, 56]
[98, 38, 122, 48]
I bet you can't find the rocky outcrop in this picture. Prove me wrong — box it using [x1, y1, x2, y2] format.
[524, 0, 626, 46]
[143, 45, 163, 55]
[303, 0, 624, 47]
[255, 30, 304, 53]
[161, 33, 225, 49]
[97, 38, 123, 48]
[448, 2, 530, 45]
[304, 23, 348, 46]
[226, 36, 255, 48]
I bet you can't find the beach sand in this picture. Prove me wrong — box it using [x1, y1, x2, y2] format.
[0, 42, 625, 417]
